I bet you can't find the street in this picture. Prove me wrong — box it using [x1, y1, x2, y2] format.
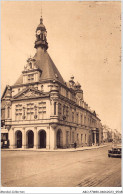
[1, 145, 121, 187]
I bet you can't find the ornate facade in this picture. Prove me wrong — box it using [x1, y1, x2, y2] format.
[1, 16, 103, 149]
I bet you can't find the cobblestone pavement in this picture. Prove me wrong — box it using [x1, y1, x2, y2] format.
[1, 145, 121, 187]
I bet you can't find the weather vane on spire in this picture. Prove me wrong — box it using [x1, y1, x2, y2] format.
[40, 1, 43, 24]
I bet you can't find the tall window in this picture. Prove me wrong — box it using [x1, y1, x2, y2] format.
[72, 132, 74, 143]
[54, 102, 56, 115]
[58, 103, 62, 118]
[76, 113, 79, 124]
[38, 102, 46, 119]
[81, 114, 83, 125]
[84, 116, 86, 125]
[63, 105, 65, 116]
[15, 104, 22, 121]
[7, 107, 10, 118]
[27, 103, 34, 120]
[81, 134, 83, 143]
[72, 112, 74, 123]
[34, 105, 37, 119]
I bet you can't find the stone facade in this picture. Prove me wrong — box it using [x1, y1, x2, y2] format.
[1, 16, 103, 149]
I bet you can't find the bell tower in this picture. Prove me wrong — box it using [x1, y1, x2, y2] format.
[34, 16, 48, 51]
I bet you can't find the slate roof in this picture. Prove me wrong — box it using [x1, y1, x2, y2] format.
[14, 49, 65, 86]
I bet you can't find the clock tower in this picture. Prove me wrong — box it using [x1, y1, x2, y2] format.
[35, 16, 48, 51]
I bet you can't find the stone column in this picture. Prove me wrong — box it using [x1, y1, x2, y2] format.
[22, 128, 26, 149]
[9, 128, 15, 149]
[50, 125, 56, 150]
[34, 127, 38, 149]
[46, 127, 50, 149]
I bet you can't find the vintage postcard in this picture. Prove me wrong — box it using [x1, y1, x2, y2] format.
[1, 1, 122, 193]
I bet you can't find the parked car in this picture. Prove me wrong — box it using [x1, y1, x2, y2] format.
[108, 143, 122, 158]
[1, 140, 9, 149]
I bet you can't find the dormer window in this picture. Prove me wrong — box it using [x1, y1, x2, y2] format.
[28, 74, 34, 82]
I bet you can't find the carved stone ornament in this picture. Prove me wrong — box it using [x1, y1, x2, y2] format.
[6, 102, 11, 107]
[16, 90, 41, 99]
[24, 57, 37, 71]
[24, 91, 39, 97]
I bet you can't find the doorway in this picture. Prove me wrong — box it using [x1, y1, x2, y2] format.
[39, 130, 46, 148]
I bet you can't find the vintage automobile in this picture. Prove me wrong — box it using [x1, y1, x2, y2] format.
[1, 140, 9, 149]
[108, 143, 122, 158]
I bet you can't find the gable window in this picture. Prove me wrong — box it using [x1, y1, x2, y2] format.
[28, 74, 34, 82]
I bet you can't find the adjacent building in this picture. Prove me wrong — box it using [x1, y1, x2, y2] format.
[1, 16, 103, 149]
[103, 125, 121, 143]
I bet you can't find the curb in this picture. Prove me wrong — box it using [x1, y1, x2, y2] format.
[1, 145, 108, 152]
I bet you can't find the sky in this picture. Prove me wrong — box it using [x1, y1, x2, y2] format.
[1, 1, 121, 132]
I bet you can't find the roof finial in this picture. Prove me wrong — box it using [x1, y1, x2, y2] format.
[40, 1, 43, 24]
[41, 1, 42, 17]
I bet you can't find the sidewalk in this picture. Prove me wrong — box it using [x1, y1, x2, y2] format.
[1, 144, 108, 152]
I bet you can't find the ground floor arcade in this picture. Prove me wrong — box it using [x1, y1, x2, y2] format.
[2, 125, 101, 149]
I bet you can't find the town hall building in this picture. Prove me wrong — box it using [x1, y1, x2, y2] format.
[1, 16, 103, 149]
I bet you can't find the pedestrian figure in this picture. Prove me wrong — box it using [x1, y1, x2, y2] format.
[74, 142, 77, 149]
